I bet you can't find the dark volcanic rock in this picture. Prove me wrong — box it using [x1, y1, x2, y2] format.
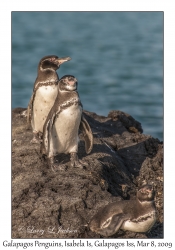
[12, 108, 163, 239]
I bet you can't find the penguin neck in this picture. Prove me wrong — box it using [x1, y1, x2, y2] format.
[37, 69, 59, 83]
[136, 197, 155, 212]
[58, 88, 78, 98]
[33, 70, 59, 92]
[128, 198, 155, 220]
[55, 88, 80, 106]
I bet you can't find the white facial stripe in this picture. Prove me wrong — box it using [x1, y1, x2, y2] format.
[59, 84, 77, 91]
[66, 85, 77, 90]
[138, 199, 154, 204]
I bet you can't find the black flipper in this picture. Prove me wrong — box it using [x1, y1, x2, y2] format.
[92, 213, 128, 237]
[27, 93, 34, 125]
[41, 112, 56, 156]
[79, 115, 93, 154]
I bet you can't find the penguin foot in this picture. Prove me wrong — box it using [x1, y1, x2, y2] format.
[70, 153, 87, 169]
[30, 131, 43, 144]
[30, 137, 40, 144]
[48, 157, 67, 172]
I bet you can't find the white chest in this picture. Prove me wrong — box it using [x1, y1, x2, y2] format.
[34, 85, 58, 104]
[49, 102, 82, 156]
[32, 85, 58, 132]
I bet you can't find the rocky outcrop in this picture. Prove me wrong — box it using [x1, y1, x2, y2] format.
[12, 108, 163, 238]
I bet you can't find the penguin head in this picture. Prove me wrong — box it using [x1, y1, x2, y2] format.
[137, 184, 155, 203]
[59, 75, 78, 91]
[39, 55, 71, 71]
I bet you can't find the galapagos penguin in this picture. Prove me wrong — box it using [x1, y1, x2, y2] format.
[89, 183, 157, 237]
[41, 75, 93, 169]
[27, 55, 71, 143]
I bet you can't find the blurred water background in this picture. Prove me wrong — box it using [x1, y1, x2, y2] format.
[12, 12, 163, 141]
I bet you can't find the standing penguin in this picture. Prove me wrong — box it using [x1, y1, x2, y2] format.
[27, 55, 71, 143]
[89, 183, 157, 237]
[41, 75, 93, 169]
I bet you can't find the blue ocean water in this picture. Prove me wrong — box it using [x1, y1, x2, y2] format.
[12, 12, 163, 141]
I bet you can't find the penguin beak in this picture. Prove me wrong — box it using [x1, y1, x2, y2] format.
[140, 187, 152, 194]
[56, 57, 71, 65]
[146, 189, 151, 193]
[147, 187, 153, 193]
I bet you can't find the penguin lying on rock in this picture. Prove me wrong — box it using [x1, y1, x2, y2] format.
[40, 75, 93, 170]
[27, 55, 71, 143]
[89, 183, 157, 237]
